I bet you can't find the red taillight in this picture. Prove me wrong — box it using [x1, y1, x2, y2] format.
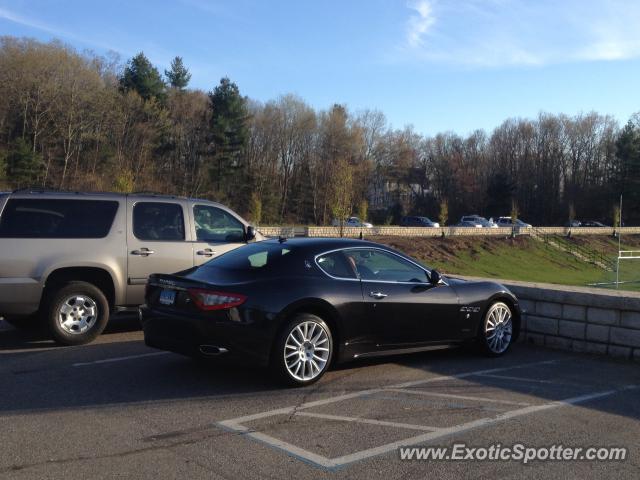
[188, 288, 247, 311]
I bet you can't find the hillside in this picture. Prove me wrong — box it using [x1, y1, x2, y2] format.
[374, 234, 640, 291]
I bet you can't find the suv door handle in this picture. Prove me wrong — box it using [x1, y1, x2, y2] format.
[369, 291, 388, 299]
[197, 248, 216, 257]
[131, 248, 155, 256]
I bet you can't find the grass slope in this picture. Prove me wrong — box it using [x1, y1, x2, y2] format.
[375, 235, 640, 291]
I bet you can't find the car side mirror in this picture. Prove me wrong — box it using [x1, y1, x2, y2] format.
[429, 269, 441, 286]
[245, 225, 256, 242]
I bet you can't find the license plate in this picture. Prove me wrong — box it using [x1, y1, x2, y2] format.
[159, 289, 176, 306]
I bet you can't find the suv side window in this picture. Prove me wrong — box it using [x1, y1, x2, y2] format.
[133, 202, 185, 241]
[193, 205, 245, 242]
[0, 199, 119, 238]
[344, 249, 429, 283]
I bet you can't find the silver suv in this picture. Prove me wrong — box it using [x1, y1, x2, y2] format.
[0, 190, 263, 345]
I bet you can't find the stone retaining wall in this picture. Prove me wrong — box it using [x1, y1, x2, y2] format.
[258, 226, 640, 238]
[496, 279, 640, 361]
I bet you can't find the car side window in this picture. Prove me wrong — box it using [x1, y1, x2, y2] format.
[193, 205, 245, 242]
[316, 251, 357, 279]
[133, 202, 185, 241]
[345, 249, 429, 283]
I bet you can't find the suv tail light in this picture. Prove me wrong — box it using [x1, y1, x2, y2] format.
[188, 288, 247, 311]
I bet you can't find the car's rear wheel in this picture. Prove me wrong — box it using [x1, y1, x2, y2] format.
[272, 313, 333, 387]
[45, 281, 110, 346]
[478, 301, 514, 356]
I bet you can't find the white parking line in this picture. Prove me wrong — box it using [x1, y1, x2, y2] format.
[217, 359, 567, 469]
[385, 388, 532, 406]
[477, 373, 577, 385]
[220, 360, 556, 427]
[72, 351, 170, 367]
[330, 384, 639, 468]
[295, 411, 440, 432]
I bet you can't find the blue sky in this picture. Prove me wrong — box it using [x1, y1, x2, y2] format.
[1, 0, 640, 135]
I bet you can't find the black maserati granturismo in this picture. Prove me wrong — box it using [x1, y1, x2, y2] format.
[141, 237, 520, 386]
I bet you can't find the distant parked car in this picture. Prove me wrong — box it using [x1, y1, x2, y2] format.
[332, 217, 373, 228]
[400, 216, 440, 227]
[564, 220, 582, 227]
[459, 215, 484, 227]
[581, 220, 609, 227]
[460, 215, 497, 228]
[495, 217, 532, 228]
[455, 220, 483, 228]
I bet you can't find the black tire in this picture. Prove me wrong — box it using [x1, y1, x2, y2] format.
[271, 313, 334, 387]
[44, 281, 110, 346]
[3, 314, 42, 331]
[477, 301, 514, 357]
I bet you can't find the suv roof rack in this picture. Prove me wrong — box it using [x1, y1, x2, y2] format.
[131, 191, 180, 198]
[12, 187, 83, 194]
[11, 187, 112, 195]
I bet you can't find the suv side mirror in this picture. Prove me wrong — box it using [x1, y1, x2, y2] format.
[245, 225, 256, 242]
[429, 269, 441, 286]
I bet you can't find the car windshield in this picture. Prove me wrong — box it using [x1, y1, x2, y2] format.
[199, 242, 294, 272]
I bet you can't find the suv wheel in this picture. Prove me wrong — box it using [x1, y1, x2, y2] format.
[271, 313, 333, 387]
[45, 281, 110, 346]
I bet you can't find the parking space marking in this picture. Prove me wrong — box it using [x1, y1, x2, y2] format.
[384, 388, 532, 406]
[217, 359, 571, 469]
[294, 411, 441, 432]
[330, 384, 639, 468]
[220, 360, 556, 427]
[72, 351, 170, 367]
[476, 373, 571, 385]
[389, 359, 558, 389]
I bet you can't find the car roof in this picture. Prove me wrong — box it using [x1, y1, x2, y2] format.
[6, 189, 228, 208]
[263, 237, 394, 255]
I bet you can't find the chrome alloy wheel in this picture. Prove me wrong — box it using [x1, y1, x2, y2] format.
[485, 302, 513, 354]
[58, 295, 98, 334]
[284, 321, 330, 381]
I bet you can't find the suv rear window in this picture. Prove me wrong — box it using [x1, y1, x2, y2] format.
[133, 202, 185, 241]
[0, 199, 119, 238]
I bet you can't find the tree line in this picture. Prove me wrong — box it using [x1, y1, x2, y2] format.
[1, 36, 639, 226]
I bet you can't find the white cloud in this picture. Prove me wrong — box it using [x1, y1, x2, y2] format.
[406, 0, 436, 48]
[0, 6, 123, 54]
[400, 0, 640, 67]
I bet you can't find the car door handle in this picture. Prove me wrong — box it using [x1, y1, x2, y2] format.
[131, 248, 155, 256]
[369, 291, 388, 299]
[197, 249, 216, 257]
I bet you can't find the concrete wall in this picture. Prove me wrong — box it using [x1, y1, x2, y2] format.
[498, 279, 640, 361]
[259, 226, 640, 238]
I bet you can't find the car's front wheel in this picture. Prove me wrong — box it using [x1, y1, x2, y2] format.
[478, 301, 514, 356]
[45, 281, 110, 346]
[272, 313, 333, 387]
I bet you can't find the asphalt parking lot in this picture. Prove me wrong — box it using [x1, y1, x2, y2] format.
[1, 316, 639, 479]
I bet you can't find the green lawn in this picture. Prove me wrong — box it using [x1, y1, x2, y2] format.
[379, 236, 640, 292]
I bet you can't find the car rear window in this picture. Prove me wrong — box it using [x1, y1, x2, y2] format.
[200, 242, 294, 272]
[0, 198, 119, 238]
[316, 251, 357, 279]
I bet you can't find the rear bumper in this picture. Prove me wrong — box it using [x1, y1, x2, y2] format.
[140, 306, 273, 367]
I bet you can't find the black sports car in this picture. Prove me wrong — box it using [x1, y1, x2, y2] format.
[141, 238, 520, 386]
